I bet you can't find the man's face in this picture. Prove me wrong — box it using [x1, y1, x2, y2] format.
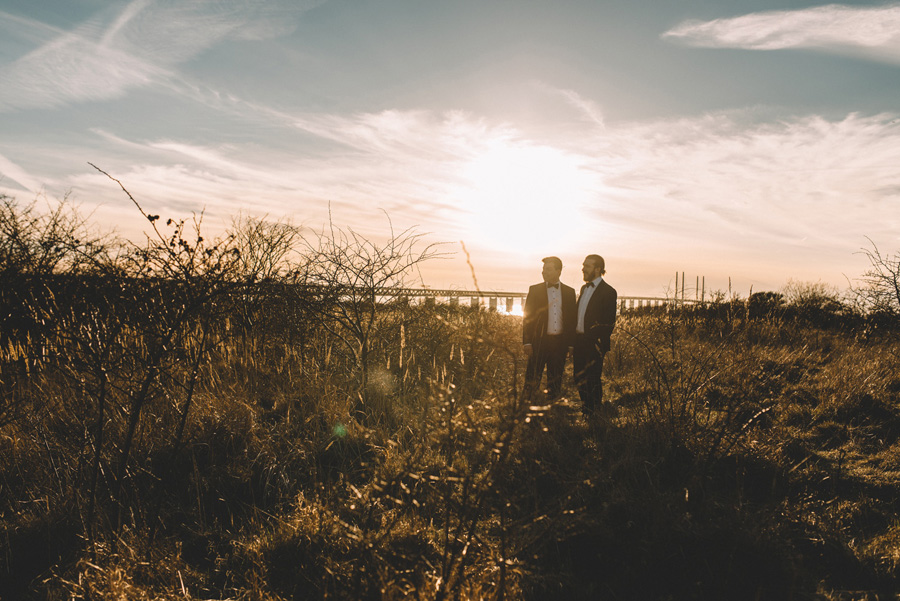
[542, 261, 561, 284]
[582, 258, 600, 282]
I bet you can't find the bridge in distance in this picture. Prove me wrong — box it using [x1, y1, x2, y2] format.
[385, 288, 704, 313]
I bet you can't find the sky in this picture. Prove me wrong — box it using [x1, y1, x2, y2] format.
[1, 0, 899, 298]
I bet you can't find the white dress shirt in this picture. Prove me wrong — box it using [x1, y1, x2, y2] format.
[576, 276, 603, 334]
[546, 283, 563, 335]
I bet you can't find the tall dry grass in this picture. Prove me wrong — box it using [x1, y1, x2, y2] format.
[3, 194, 900, 599]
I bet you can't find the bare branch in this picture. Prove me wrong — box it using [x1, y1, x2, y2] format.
[853, 237, 900, 314]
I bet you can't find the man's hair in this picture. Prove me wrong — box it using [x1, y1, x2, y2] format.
[585, 254, 606, 275]
[542, 256, 563, 271]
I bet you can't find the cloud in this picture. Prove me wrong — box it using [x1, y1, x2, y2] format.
[64, 107, 900, 250]
[103, 0, 317, 64]
[0, 0, 325, 112]
[64, 110, 564, 246]
[11, 96, 900, 293]
[663, 3, 900, 63]
[0, 153, 42, 193]
[578, 111, 900, 255]
[0, 34, 168, 112]
[288, 109, 514, 210]
[555, 88, 606, 129]
[0, 9, 66, 51]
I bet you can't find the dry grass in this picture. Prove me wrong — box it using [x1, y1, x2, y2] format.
[9, 298, 899, 600]
[3, 197, 900, 600]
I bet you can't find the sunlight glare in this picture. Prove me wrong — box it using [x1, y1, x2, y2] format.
[453, 139, 597, 253]
[501, 304, 525, 317]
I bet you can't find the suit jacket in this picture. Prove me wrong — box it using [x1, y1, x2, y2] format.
[578, 279, 617, 352]
[523, 282, 577, 348]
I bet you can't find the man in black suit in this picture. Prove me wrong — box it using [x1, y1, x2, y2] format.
[522, 256, 577, 400]
[574, 254, 617, 417]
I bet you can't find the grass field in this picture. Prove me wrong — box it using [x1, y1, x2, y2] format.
[2, 196, 900, 600]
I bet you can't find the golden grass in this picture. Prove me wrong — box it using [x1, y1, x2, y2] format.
[1, 196, 899, 599]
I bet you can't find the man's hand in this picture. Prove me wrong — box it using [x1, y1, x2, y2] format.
[524, 344, 533, 357]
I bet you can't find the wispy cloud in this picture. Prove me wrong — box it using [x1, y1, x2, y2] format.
[0, 153, 42, 193]
[0, 0, 324, 112]
[0, 9, 66, 51]
[6, 94, 898, 291]
[663, 3, 900, 63]
[560, 90, 606, 128]
[66, 106, 900, 267]
[585, 112, 900, 240]
[77, 110, 507, 230]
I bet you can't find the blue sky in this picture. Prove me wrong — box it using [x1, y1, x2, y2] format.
[1, 0, 899, 297]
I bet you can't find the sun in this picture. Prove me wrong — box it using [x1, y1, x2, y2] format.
[452, 138, 598, 254]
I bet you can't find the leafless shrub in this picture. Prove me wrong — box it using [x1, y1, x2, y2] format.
[0, 193, 110, 276]
[0, 194, 112, 430]
[223, 214, 317, 398]
[302, 214, 445, 411]
[780, 279, 851, 326]
[853, 237, 900, 315]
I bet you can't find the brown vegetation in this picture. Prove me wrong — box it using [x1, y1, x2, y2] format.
[2, 192, 900, 600]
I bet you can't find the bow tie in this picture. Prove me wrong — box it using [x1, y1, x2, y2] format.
[547, 283, 559, 289]
[583, 281, 595, 289]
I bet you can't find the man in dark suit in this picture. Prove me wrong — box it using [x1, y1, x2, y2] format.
[522, 256, 577, 400]
[574, 254, 617, 417]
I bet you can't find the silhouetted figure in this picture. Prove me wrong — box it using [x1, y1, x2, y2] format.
[522, 256, 576, 401]
[573, 254, 617, 417]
